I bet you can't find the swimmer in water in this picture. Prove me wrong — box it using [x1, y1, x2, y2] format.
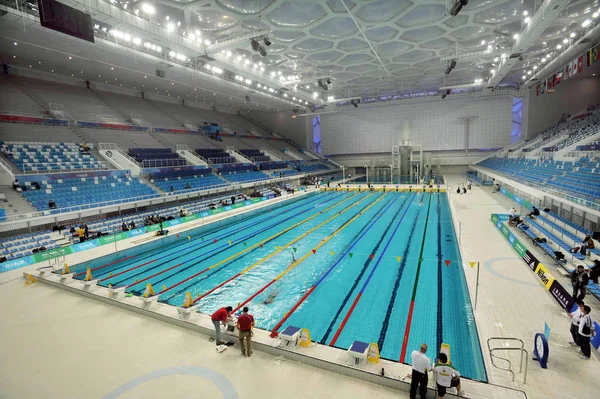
[263, 288, 279, 305]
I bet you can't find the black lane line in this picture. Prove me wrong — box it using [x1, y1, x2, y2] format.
[318, 194, 412, 344]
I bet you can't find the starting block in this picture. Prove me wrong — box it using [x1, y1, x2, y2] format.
[36, 265, 56, 277]
[139, 295, 158, 308]
[81, 279, 98, 291]
[107, 285, 128, 299]
[348, 341, 370, 366]
[177, 304, 199, 320]
[278, 326, 301, 349]
[56, 273, 73, 284]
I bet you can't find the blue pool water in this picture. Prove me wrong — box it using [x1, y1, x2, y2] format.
[68, 191, 486, 381]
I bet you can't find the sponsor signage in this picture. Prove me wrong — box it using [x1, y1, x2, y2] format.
[491, 213, 574, 313]
[522, 250, 539, 271]
[549, 280, 575, 311]
[0, 194, 280, 272]
[534, 263, 555, 290]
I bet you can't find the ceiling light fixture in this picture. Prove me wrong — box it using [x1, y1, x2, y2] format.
[450, 0, 469, 17]
[524, 16, 531, 24]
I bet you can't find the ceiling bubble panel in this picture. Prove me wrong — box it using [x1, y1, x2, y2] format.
[307, 50, 344, 63]
[271, 30, 306, 42]
[355, 0, 412, 23]
[450, 26, 489, 40]
[392, 50, 434, 63]
[473, 0, 529, 24]
[395, 4, 446, 28]
[444, 15, 468, 28]
[293, 38, 334, 52]
[401, 26, 447, 43]
[317, 65, 344, 72]
[420, 37, 455, 50]
[377, 41, 412, 55]
[241, 19, 262, 30]
[338, 38, 369, 51]
[338, 54, 375, 66]
[266, 44, 287, 53]
[192, 10, 237, 31]
[310, 17, 357, 38]
[326, 0, 356, 12]
[365, 26, 399, 42]
[348, 76, 380, 85]
[215, 0, 274, 15]
[332, 72, 360, 80]
[268, 1, 327, 27]
[285, 52, 305, 59]
[345, 64, 379, 73]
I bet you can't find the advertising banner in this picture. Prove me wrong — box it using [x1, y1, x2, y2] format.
[534, 263, 555, 290]
[1, 193, 281, 272]
[491, 213, 574, 312]
[549, 280, 576, 311]
[522, 250, 540, 271]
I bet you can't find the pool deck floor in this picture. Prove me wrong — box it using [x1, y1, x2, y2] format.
[0, 177, 598, 399]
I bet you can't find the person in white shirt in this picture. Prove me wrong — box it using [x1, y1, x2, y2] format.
[568, 299, 585, 346]
[509, 207, 518, 226]
[410, 343, 432, 399]
[433, 352, 464, 398]
[577, 305, 595, 359]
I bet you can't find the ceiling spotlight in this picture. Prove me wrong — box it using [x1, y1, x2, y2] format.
[513, 34, 519, 40]
[522, 75, 526, 80]
[251, 39, 260, 51]
[491, 69, 496, 74]
[445, 59, 457, 75]
[263, 37, 272, 46]
[570, 32, 576, 38]
[563, 39, 569, 44]
[481, 40, 486, 45]
[524, 16, 531, 24]
[142, 4, 155, 15]
[523, 11, 528, 16]
[582, 19, 591, 27]
[450, 0, 469, 17]
[541, 58, 546, 62]
[556, 44, 562, 49]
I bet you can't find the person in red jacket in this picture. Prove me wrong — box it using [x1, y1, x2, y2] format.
[211, 306, 232, 345]
[236, 307, 255, 357]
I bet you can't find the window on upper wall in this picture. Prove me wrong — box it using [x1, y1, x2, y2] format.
[512, 98, 523, 144]
[312, 115, 321, 154]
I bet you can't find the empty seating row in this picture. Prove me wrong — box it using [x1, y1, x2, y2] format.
[1, 141, 103, 172]
[129, 148, 186, 167]
[152, 173, 228, 193]
[195, 148, 236, 164]
[20, 176, 159, 211]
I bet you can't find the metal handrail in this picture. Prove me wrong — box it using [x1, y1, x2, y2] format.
[475, 166, 600, 211]
[21, 162, 109, 174]
[487, 337, 528, 384]
[0, 165, 336, 224]
[0, 156, 13, 173]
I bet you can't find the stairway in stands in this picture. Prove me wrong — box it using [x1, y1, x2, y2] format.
[0, 186, 38, 216]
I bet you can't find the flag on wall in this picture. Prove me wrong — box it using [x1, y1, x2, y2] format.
[555, 70, 562, 85]
[588, 44, 599, 67]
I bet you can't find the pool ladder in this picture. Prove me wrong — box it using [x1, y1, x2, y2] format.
[487, 337, 528, 384]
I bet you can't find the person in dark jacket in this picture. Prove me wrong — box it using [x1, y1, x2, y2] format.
[571, 265, 589, 301]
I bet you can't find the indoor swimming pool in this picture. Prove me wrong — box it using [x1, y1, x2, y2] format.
[66, 190, 487, 381]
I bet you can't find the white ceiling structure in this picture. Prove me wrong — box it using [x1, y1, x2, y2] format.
[0, 0, 599, 112]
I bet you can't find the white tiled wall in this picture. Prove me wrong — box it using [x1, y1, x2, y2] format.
[321, 96, 513, 154]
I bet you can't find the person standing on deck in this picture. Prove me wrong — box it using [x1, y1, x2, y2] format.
[577, 305, 595, 360]
[236, 307, 255, 357]
[568, 299, 585, 347]
[409, 343, 432, 399]
[211, 306, 233, 346]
